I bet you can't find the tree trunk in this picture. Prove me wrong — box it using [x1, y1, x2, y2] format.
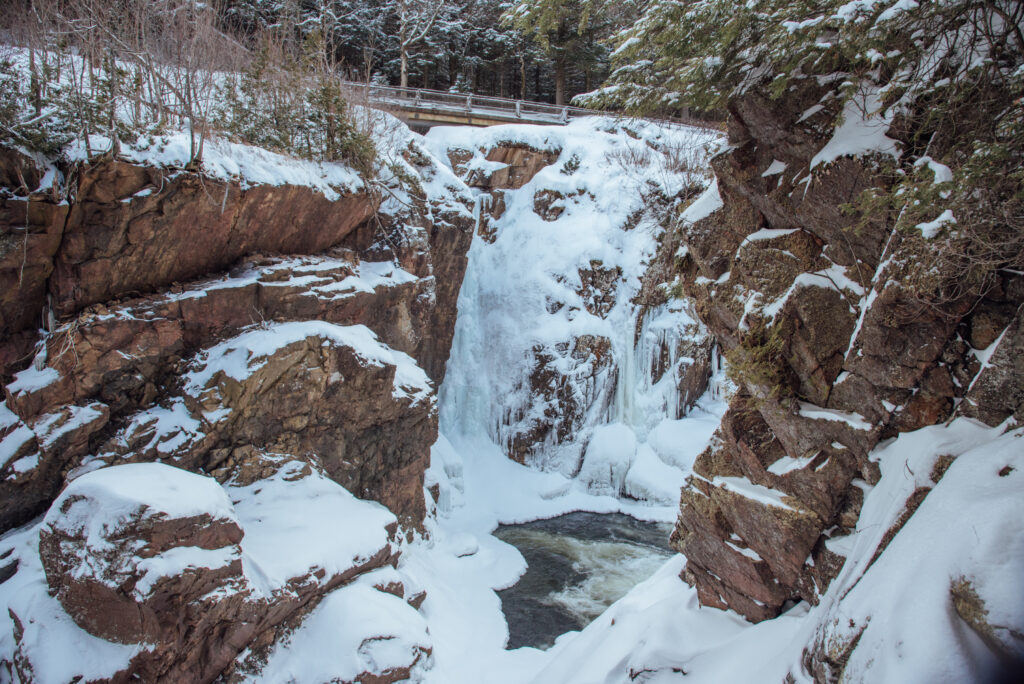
[520, 56, 526, 100]
[554, 57, 566, 106]
[400, 47, 409, 88]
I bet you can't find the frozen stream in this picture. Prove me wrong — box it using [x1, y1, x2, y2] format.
[495, 512, 674, 649]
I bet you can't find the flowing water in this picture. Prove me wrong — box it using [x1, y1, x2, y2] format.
[494, 512, 674, 650]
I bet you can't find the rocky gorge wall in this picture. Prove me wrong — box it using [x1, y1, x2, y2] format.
[666, 78, 1024, 625]
[0, 125, 474, 682]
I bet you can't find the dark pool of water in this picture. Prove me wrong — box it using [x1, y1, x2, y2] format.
[494, 511, 673, 650]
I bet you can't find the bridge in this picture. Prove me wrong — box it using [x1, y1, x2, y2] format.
[343, 82, 589, 128]
[341, 82, 717, 130]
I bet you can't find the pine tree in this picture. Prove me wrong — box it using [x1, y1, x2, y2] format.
[502, 0, 606, 105]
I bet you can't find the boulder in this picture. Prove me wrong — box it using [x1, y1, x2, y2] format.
[32, 458, 401, 683]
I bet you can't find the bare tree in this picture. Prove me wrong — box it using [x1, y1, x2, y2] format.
[395, 0, 445, 88]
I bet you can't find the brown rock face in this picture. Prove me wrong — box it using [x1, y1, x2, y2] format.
[0, 402, 111, 531]
[959, 299, 1024, 427]
[668, 76, 1024, 622]
[0, 143, 474, 535]
[0, 150, 69, 379]
[49, 161, 378, 318]
[464, 143, 560, 190]
[71, 325, 438, 529]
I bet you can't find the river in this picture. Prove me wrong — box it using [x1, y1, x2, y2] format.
[494, 512, 675, 650]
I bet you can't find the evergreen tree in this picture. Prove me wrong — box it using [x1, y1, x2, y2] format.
[502, 0, 607, 105]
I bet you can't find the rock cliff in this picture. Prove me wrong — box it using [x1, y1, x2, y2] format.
[0, 123, 473, 681]
[667, 78, 1023, 623]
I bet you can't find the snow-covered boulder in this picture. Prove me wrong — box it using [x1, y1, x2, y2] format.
[235, 568, 432, 684]
[18, 456, 409, 683]
[39, 463, 244, 645]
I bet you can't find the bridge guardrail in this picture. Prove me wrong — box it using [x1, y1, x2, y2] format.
[340, 81, 722, 130]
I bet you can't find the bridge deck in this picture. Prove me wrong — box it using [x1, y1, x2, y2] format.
[341, 82, 716, 130]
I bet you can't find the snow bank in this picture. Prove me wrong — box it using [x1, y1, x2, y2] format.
[577, 423, 637, 496]
[226, 457, 396, 596]
[44, 462, 239, 543]
[241, 569, 431, 683]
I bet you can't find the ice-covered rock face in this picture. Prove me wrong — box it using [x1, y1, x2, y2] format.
[425, 119, 721, 489]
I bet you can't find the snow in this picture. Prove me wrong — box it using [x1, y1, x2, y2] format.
[742, 227, 797, 243]
[240, 569, 431, 683]
[767, 453, 818, 476]
[622, 443, 688, 504]
[761, 159, 788, 176]
[134, 545, 239, 598]
[809, 88, 900, 169]
[0, 403, 20, 431]
[44, 463, 239, 552]
[797, 402, 874, 430]
[762, 262, 866, 321]
[32, 403, 105, 452]
[645, 408, 722, 471]
[66, 131, 363, 201]
[7, 366, 60, 395]
[224, 457, 396, 596]
[916, 208, 956, 239]
[914, 155, 953, 184]
[577, 423, 637, 496]
[712, 476, 797, 510]
[9, 452, 40, 477]
[0, 422, 35, 472]
[96, 398, 204, 461]
[679, 177, 723, 225]
[797, 103, 825, 122]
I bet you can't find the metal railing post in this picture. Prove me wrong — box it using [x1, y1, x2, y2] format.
[560, 106, 568, 123]
[515, 100, 522, 118]
[466, 94, 472, 112]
